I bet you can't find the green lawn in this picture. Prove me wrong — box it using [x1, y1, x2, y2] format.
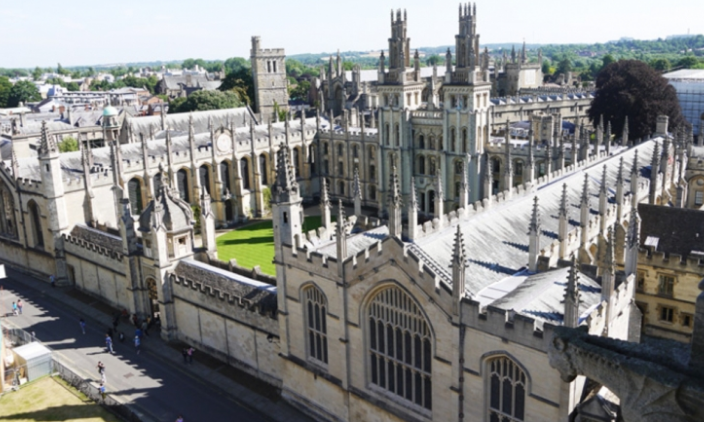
[217, 216, 332, 276]
[0, 376, 119, 422]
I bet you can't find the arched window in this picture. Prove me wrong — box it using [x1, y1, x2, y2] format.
[428, 136, 435, 150]
[339, 181, 345, 195]
[353, 144, 359, 158]
[370, 185, 376, 200]
[385, 124, 390, 146]
[450, 127, 456, 152]
[128, 178, 143, 215]
[0, 186, 17, 238]
[176, 169, 190, 202]
[338, 143, 344, 157]
[153, 172, 163, 196]
[419, 156, 426, 175]
[418, 135, 425, 149]
[394, 124, 400, 147]
[368, 286, 432, 410]
[487, 356, 526, 422]
[462, 128, 468, 153]
[219, 162, 230, 195]
[293, 149, 301, 177]
[259, 154, 268, 185]
[28, 200, 43, 248]
[304, 286, 328, 364]
[240, 158, 250, 190]
[199, 165, 210, 195]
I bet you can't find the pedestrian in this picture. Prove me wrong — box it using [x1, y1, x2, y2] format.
[99, 383, 106, 401]
[118, 331, 125, 343]
[50, 274, 55, 288]
[31, 331, 36, 342]
[175, 416, 184, 422]
[135, 327, 142, 340]
[11, 301, 17, 316]
[107, 327, 114, 340]
[134, 335, 141, 355]
[97, 361, 106, 384]
[141, 320, 149, 337]
[131, 314, 138, 326]
[187, 347, 194, 364]
[105, 334, 114, 354]
[79, 318, 86, 334]
[16, 299, 22, 315]
[181, 348, 188, 364]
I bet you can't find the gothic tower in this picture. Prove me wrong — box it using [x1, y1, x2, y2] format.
[251, 36, 290, 121]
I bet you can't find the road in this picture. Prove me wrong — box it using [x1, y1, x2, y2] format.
[0, 269, 274, 422]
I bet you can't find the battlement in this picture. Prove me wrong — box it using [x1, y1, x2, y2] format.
[253, 48, 285, 57]
[62, 233, 124, 261]
[638, 248, 704, 274]
[170, 271, 277, 319]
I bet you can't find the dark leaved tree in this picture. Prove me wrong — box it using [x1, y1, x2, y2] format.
[588, 60, 684, 141]
[7, 80, 41, 107]
[172, 90, 243, 113]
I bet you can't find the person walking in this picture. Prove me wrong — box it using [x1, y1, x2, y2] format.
[105, 334, 114, 354]
[141, 320, 149, 337]
[181, 348, 188, 364]
[99, 383, 106, 401]
[50, 274, 55, 288]
[79, 318, 86, 334]
[97, 361, 106, 384]
[134, 335, 141, 355]
[11, 301, 17, 316]
[135, 327, 142, 340]
[187, 347, 194, 364]
[16, 299, 22, 315]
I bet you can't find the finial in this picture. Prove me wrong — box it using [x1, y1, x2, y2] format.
[600, 165, 607, 194]
[581, 173, 590, 205]
[453, 224, 466, 262]
[559, 183, 568, 217]
[529, 196, 541, 234]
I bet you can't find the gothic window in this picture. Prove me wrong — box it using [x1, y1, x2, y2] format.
[462, 128, 468, 153]
[177, 169, 190, 202]
[323, 142, 329, 155]
[419, 156, 426, 175]
[0, 186, 17, 238]
[450, 128, 456, 152]
[428, 136, 435, 150]
[293, 149, 301, 177]
[437, 136, 443, 151]
[418, 135, 425, 149]
[304, 285, 328, 365]
[199, 165, 210, 195]
[128, 178, 143, 215]
[273, 61, 277, 73]
[515, 161, 524, 176]
[28, 200, 43, 249]
[385, 124, 390, 146]
[259, 154, 268, 185]
[324, 160, 330, 175]
[370, 164, 376, 181]
[429, 159, 436, 176]
[492, 158, 501, 174]
[368, 286, 432, 410]
[240, 159, 250, 190]
[267, 61, 271, 73]
[394, 124, 400, 147]
[369, 147, 376, 161]
[353, 145, 359, 158]
[153, 173, 163, 196]
[219, 162, 230, 195]
[455, 161, 463, 175]
[338, 161, 344, 176]
[488, 356, 526, 422]
[339, 181, 345, 195]
[370, 185, 376, 200]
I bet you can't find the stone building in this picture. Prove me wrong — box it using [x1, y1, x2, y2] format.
[0, 5, 698, 422]
[250, 36, 290, 121]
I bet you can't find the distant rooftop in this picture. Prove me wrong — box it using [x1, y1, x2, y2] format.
[663, 69, 704, 81]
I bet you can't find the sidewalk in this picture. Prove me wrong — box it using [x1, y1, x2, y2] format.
[2, 265, 312, 422]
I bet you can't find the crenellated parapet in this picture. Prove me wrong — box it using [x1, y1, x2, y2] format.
[62, 233, 124, 261]
[638, 248, 704, 275]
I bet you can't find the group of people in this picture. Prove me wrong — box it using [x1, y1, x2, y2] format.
[10, 299, 22, 316]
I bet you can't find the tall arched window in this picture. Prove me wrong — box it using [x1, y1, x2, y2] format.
[293, 149, 301, 177]
[153, 173, 163, 196]
[199, 165, 210, 195]
[487, 357, 526, 422]
[240, 158, 250, 190]
[304, 286, 328, 365]
[28, 200, 43, 249]
[462, 128, 468, 153]
[259, 154, 268, 185]
[177, 169, 190, 202]
[418, 135, 425, 149]
[394, 124, 400, 147]
[128, 178, 143, 215]
[368, 286, 432, 410]
[219, 162, 230, 195]
[450, 127, 456, 152]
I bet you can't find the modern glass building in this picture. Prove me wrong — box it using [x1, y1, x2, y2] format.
[664, 69, 704, 137]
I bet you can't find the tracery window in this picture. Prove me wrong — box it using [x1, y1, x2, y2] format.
[368, 286, 432, 410]
[127, 178, 143, 215]
[488, 357, 526, 422]
[259, 154, 268, 185]
[304, 286, 328, 365]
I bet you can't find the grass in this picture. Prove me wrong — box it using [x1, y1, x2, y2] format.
[0, 376, 119, 422]
[216, 216, 332, 276]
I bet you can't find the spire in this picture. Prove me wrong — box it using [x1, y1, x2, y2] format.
[605, 121, 612, 155]
[389, 166, 402, 208]
[336, 199, 347, 263]
[452, 224, 467, 316]
[558, 184, 569, 259]
[320, 178, 331, 229]
[408, 177, 419, 240]
[604, 227, 615, 275]
[624, 207, 641, 276]
[528, 196, 541, 272]
[564, 256, 581, 328]
[272, 144, 299, 203]
[559, 183, 568, 218]
[599, 165, 608, 223]
[39, 121, 58, 157]
[580, 173, 590, 207]
[388, 167, 402, 238]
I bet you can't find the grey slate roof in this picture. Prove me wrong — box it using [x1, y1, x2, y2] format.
[413, 139, 657, 296]
[139, 186, 194, 233]
[315, 225, 389, 259]
[174, 259, 277, 312]
[483, 266, 601, 325]
[638, 203, 704, 257]
[126, 107, 257, 138]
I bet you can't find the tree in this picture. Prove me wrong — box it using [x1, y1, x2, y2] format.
[57, 63, 70, 76]
[58, 137, 79, 152]
[224, 57, 249, 73]
[602, 54, 616, 69]
[219, 68, 254, 108]
[588, 60, 684, 141]
[169, 97, 187, 113]
[426, 55, 443, 66]
[66, 82, 80, 92]
[677, 56, 700, 69]
[0, 76, 12, 108]
[650, 58, 671, 72]
[542, 60, 552, 75]
[7, 80, 41, 107]
[556, 57, 572, 76]
[32, 66, 43, 81]
[171, 90, 243, 113]
[289, 80, 311, 102]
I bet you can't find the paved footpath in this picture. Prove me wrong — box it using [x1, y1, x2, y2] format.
[0, 266, 312, 422]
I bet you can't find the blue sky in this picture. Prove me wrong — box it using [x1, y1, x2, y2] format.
[2, 0, 701, 68]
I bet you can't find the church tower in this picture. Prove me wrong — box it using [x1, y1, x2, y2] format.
[251, 36, 289, 121]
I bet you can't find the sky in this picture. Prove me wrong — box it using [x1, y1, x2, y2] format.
[1, 0, 701, 68]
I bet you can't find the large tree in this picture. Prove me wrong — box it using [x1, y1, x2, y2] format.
[172, 89, 243, 113]
[588, 60, 684, 141]
[0, 76, 12, 108]
[7, 80, 41, 107]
